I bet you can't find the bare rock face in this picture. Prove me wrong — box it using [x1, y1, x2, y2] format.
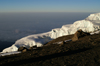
[72, 29, 90, 41]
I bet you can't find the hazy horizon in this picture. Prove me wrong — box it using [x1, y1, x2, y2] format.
[0, 12, 94, 42]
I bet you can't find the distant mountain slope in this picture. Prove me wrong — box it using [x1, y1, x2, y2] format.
[1, 12, 100, 53]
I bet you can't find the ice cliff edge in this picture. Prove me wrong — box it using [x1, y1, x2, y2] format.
[2, 13, 100, 53]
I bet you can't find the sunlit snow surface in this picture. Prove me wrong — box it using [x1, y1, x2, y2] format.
[0, 51, 21, 56]
[1, 13, 100, 54]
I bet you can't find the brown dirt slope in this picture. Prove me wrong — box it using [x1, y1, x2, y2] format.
[0, 34, 100, 66]
[46, 34, 73, 45]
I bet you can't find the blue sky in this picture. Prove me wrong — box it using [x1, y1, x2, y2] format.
[0, 0, 100, 12]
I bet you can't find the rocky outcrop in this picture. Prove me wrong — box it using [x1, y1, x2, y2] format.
[72, 29, 90, 41]
[18, 47, 28, 52]
[29, 45, 37, 50]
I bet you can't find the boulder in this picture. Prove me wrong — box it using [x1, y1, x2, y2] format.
[29, 45, 37, 50]
[72, 29, 90, 41]
[22, 49, 27, 52]
[18, 47, 27, 51]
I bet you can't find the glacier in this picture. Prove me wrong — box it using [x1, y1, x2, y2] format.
[1, 12, 100, 53]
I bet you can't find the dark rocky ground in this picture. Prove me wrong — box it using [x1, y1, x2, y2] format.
[0, 33, 100, 66]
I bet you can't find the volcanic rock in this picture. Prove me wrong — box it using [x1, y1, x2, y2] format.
[18, 47, 27, 51]
[72, 29, 90, 41]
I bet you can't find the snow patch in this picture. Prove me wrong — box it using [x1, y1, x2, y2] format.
[0, 51, 21, 56]
[90, 31, 100, 35]
[53, 39, 72, 44]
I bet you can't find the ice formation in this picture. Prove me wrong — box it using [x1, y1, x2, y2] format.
[1, 13, 100, 53]
[2, 32, 52, 53]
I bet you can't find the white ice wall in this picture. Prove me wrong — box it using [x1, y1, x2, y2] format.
[86, 13, 100, 20]
[68, 20, 95, 34]
[2, 32, 52, 53]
